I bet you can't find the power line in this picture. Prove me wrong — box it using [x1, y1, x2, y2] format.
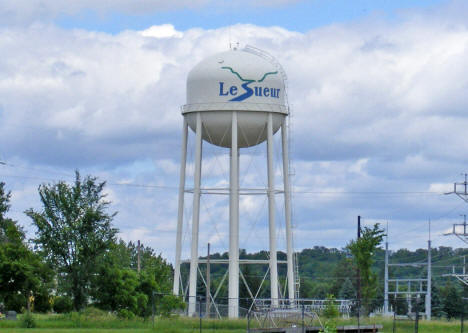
[0, 171, 447, 195]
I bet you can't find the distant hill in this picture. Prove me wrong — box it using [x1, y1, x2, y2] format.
[181, 245, 467, 309]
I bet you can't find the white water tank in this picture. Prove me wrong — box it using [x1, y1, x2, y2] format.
[182, 48, 288, 148]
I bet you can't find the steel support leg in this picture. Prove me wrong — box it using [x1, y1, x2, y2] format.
[188, 112, 203, 316]
[229, 112, 239, 318]
[173, 119, 188, 295]
[267, 113, 279, 307]
[281, 119, 295, 303]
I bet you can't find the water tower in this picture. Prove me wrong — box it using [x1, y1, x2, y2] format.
[172, 46, 295, 318]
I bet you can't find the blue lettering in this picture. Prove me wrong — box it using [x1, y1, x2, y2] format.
[276, 89, 280, 98]
[263, 87, 270, 97]
[255, 86, 262, 96]
[230, 86, 238, 96]
[229, 81, 254, 102]
[219, 82, 229, 96]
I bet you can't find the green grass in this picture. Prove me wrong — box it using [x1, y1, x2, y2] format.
[0, 313, 247, 332]
[0, 313, 462, 332]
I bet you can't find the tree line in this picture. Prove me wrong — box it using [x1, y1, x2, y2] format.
[188, 227, 466, 319]
[0, 173, 182, 318]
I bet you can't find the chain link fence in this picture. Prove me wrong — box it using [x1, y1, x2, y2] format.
[150, 294, 466, 333]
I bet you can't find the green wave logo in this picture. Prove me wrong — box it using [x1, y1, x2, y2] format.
[221, 66, 278, 82]
[220, 66, 278, 102]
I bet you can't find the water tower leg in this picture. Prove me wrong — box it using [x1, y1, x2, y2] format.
[281, 119, 295, 304]
[188, 112, 203, 316]
[267, 113, 279, 307]
[173, 119, 188, 296]
[228, 111, 239, 318]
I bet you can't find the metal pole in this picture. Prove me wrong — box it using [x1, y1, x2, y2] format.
[461, 298, 464, 333]
[414, 298, 419, 333]
[281, 119, 295, 303]
[392, 305, 396, 333]
[199, 297, 202, 333]
[426, 239, 431, 320]
[464, 256, 466, 275]
[206, 243, 211, 318]
[385, 241, 389, 316]
[407, 283, 411, 315]
[267, 113, 279, 307]
[302, 302, 305, 333]
[173, 119, 188, 295]
[229, 111, 239, 318]
[188, 112, 203, 316]
[464, 214, 467, 236]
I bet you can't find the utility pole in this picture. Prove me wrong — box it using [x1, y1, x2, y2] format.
[443, 174, 468, 286]
[384, 227, 389, 316]
[444, 175, 468, 243]
[137, 240, 141, 273]
[464, 256, 466, 275]
[426, 221, 431, 320]
[206, 243, 211, 318]
[357, 215, 361, 329]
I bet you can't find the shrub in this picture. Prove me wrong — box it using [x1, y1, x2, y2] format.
[34, 291, 52, 313]
[321, 320, 337, 333]
[5, 293, 26, 313]
[323, 294, 339, 319]
[159, 295, 185, 317]
[82, 306, 107, 317]
[117, 308, 135, 319]
[53, 296, 73, 313]
[20, 312, 36, 328]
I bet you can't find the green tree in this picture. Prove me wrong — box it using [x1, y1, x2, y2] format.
[323, 294, 339, 318]
[26, 172, 117, 310]
[92, 265, 146, 314]
[338, 278, 355, 300]
[442, 282, 461, 319]
[430, 282, 443, 318]
[347, 223, 385, 314]
[91, 239, 173, 317]
[0, 182, 52, 312]
[329, 258, 356, 297]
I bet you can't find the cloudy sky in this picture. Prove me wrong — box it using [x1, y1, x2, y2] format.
[1, 0, 468, 265]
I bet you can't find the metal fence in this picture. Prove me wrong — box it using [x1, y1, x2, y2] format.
[152, 294, 466, 333]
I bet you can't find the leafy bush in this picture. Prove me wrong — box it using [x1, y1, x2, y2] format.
[81, 306, 107, 317]
[20, 312, 36, 328]
[320, 320, 337, 333]
[159, 295, 185, 317]
[53, 296, 73, 313]
[5, 293, 26, 313]
[117, 308, 135, 319]
[323, 294, 339, 318]
[34, 291, 52, 313]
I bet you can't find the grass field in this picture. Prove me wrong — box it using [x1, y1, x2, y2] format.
[0, 313, 463, 332]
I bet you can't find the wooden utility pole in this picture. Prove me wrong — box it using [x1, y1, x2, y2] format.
[206, 243, 211, 317]
[357, 216, 361, 333]
[137, 240, 141, 273]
